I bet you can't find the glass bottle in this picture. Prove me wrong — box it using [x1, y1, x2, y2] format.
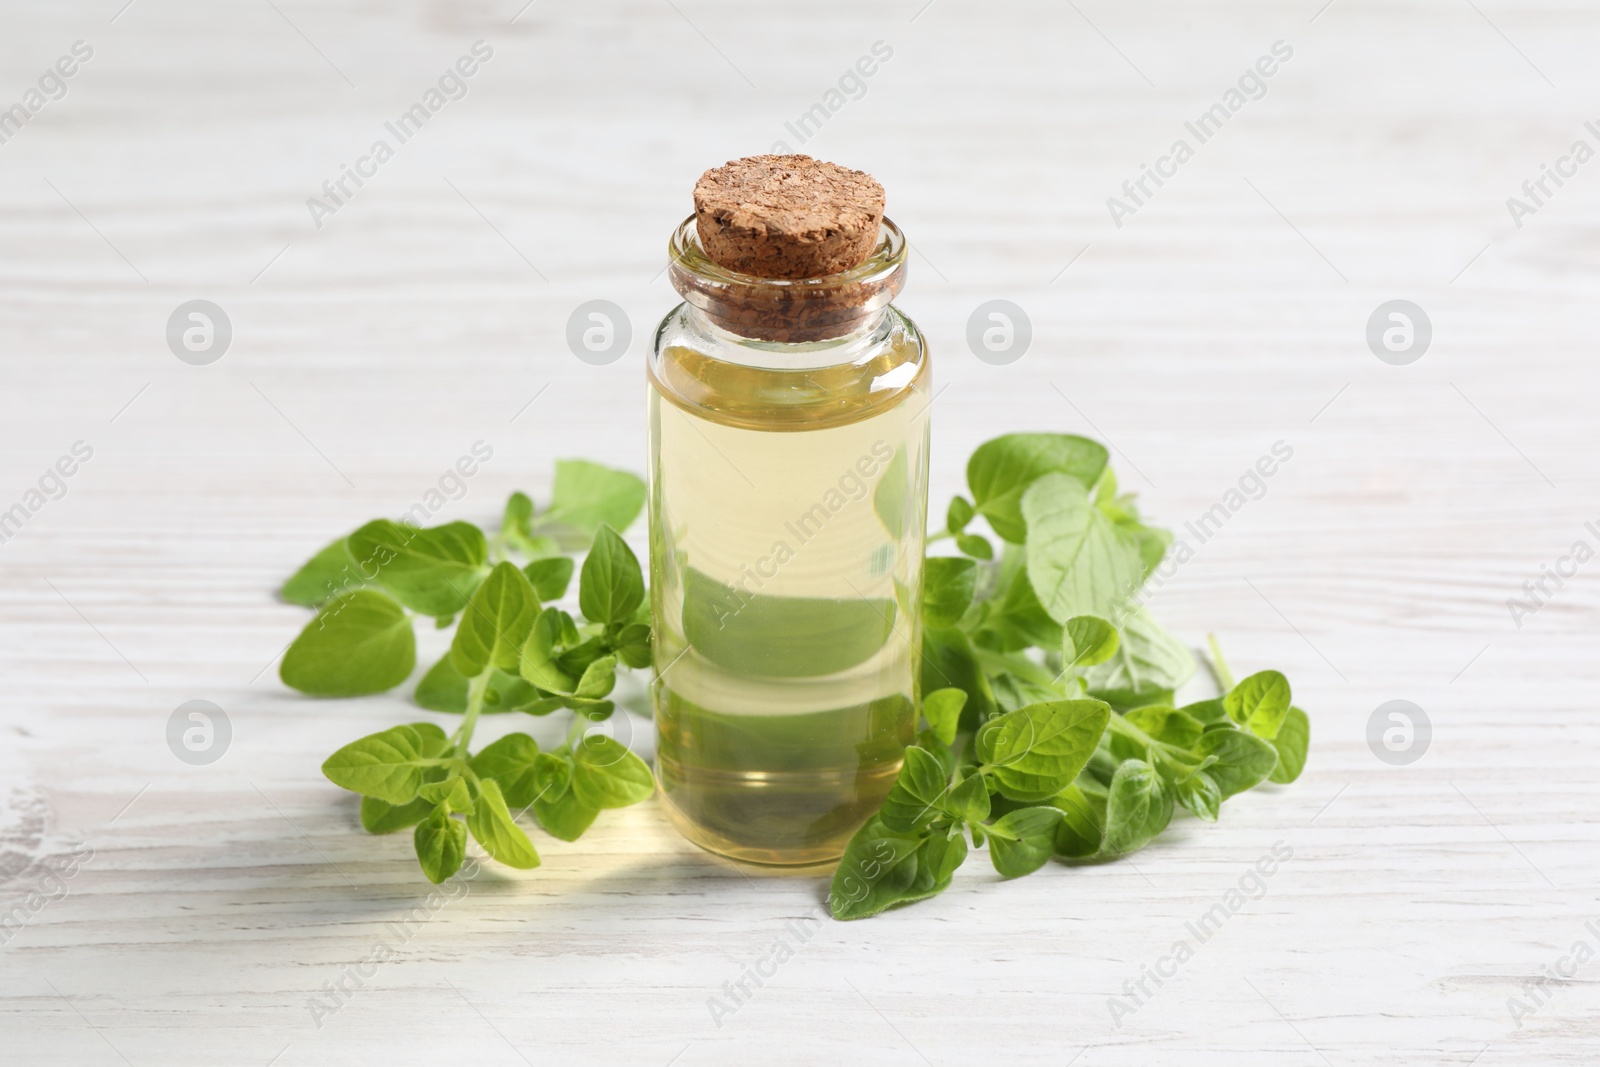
[648, 214, 931, 867]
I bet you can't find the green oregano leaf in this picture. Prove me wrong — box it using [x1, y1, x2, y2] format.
[921, 626, 997, 723]
[501, 491, 539, 554]
[1123, 705, 1205, 749]
[519, 607, 575, 693]
[281, 590, 416, 697]
[570, 735, 653, 810]
[280, 536, 363, 607]
[1178, 697, 1229, 725]
[1174, 769, 1222, 822]
[321, 722, 451, 804]
[947, 495, 974, 534]
[828, 817, 927, 921]
[943, 772, 990, 824]
[922, 556, 977, 628]
[542, 460, 647, 538]
[414, 803, 466, 884]
[414, 655, 532, 714]
[535, 788, 600, 841]
[1021, 473, 1143, 624]
[469, 733, 547, 808]
[921, 688, 967, 747]
[1193, 728, 1279, 798]
[578, 525, 646, 626]
[523, 556, 575, 601]
[976, 699, 1111, 802]
[955, 533, 993, 560]
[920, 825, 968, 886]
[1269, 706, 1310, 784]
[612, 622, 652, 670]
[574, 655, 618, 699]
[1224, 669, 1292, 741]
[465, 778, 540, 869]
[359, 795, 432, 835]
[966, 433, 1109, 543]
[879, 746, 950, 833]
[451, 561, 540, 677]
[417, 773, 473, 814]
[1101, 759, 1173, 857]
[346, 518, 490, 617]
[986, 806, 1063, 878]
[1063, 615, 1120, 670]
[1050, 782, 1107, 859]
[1083, 607, 1196, 709]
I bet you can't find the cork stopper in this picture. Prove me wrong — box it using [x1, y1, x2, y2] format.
[693, 155, 885, 280]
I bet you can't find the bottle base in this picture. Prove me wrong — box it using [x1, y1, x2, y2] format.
[659, 797, 847, 869]
[654, 759, 898, 869]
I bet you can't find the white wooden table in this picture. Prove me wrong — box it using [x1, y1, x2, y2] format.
[2, 1, 1596, 1063]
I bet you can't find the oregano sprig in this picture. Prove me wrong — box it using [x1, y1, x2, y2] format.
[830, 432, 1311, 919]
[279, 460, 654, 882]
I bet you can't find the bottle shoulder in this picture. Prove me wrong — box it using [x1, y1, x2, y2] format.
[649, 305, 928, 432]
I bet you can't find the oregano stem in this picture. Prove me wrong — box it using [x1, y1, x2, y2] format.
[1206, 633, 1236, 692]
[560, 710, 591, 753]
[1105, 710, 1156, 749]
[456, 671, 490, 758]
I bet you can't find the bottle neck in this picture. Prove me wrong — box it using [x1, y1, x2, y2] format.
[678, 303, 893, 370]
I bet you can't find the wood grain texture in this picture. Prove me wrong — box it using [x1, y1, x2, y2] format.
[2, 0, 1598, 1064]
